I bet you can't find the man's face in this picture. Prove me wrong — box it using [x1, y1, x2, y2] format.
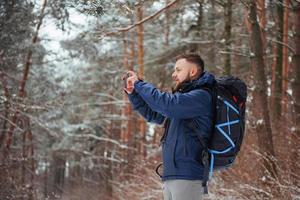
[172, 58, 195, 86]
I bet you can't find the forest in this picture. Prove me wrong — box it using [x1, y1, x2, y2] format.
[0, 0, 299, 199]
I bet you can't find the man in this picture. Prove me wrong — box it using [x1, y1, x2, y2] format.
[124, 53, 215, 200]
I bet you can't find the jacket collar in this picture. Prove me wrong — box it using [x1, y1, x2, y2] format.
[176, 71, 216, 93]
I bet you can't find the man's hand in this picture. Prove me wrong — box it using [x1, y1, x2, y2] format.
[122, 71, 138, 94]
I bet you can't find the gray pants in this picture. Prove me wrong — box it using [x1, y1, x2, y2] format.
[162, 180, 203, 200]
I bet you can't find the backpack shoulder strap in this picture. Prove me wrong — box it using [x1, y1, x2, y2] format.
[190, 84, 218, 194]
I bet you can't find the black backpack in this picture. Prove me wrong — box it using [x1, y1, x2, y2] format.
[187, 75, 247, 193]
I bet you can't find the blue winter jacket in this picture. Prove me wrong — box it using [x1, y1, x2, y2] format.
[128, 71, 215, 181]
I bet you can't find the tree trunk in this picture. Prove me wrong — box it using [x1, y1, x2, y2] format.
[272, 0, 284, 120]
[179, 7, 185, 38]
[26, 118, 35, 200]
[190, 0, 203, 52]
[281, 0, 290, 114]
[257, 0, 267, 47]
[49, 151, 66, 199]
[246, 1, 279, 197]
[125, 28, 136, 175]
[21, 118, 27, 195]
[20, 117, 35, 200]
[44, 158, 48, 199]
[121, 32, 129, 143]
[224, 0, 232, 75]
[208, 0, 216, 72]
[291, 1, 300, 185]
[105, 91, 114, 199]
[0, 71, 10, 148]
[126, 29, 135, 145]
[136, 1, 147, 158]
[271, 45, 277, 104]
[196, 0, 203, 35]
[164, 0, 170, 49]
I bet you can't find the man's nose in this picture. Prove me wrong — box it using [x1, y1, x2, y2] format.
[172, 72, 176, 80]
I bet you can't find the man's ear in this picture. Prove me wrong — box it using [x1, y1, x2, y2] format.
[189, 66, 201, 80]
[190, 66, 197, 77]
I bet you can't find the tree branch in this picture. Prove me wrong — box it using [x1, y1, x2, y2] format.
[97, 0, 180, 38]
[267, 37, 295, 54]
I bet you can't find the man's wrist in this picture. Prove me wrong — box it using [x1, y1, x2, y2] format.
[133, 79, 144, 93]
[135, 79, 143, 85]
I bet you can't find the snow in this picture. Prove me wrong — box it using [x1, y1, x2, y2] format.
[256, 119, 264, 125]
[39, 6, 96, 88]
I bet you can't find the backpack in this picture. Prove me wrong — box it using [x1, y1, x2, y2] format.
[194, 75, 247, 193]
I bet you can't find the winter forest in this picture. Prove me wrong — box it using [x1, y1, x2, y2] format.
[0, 0, 299, 199]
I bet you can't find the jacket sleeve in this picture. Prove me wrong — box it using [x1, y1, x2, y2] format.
[127, 90, 165, 124]
[133, 80, 211, 119]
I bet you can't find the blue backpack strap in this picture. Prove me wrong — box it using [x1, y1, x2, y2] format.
[187, 85, 217, 194]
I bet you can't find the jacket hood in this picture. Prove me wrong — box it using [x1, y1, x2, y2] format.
[193, 71, 216, 87]
[179, 71, 216, 92]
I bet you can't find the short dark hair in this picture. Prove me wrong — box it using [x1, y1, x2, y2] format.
[175, 53, 205, 72]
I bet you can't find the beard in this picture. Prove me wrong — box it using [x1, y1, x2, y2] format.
[171, 74, 192, 93]
[171, 71, 203, 93]
[171, 82, 181, 93]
